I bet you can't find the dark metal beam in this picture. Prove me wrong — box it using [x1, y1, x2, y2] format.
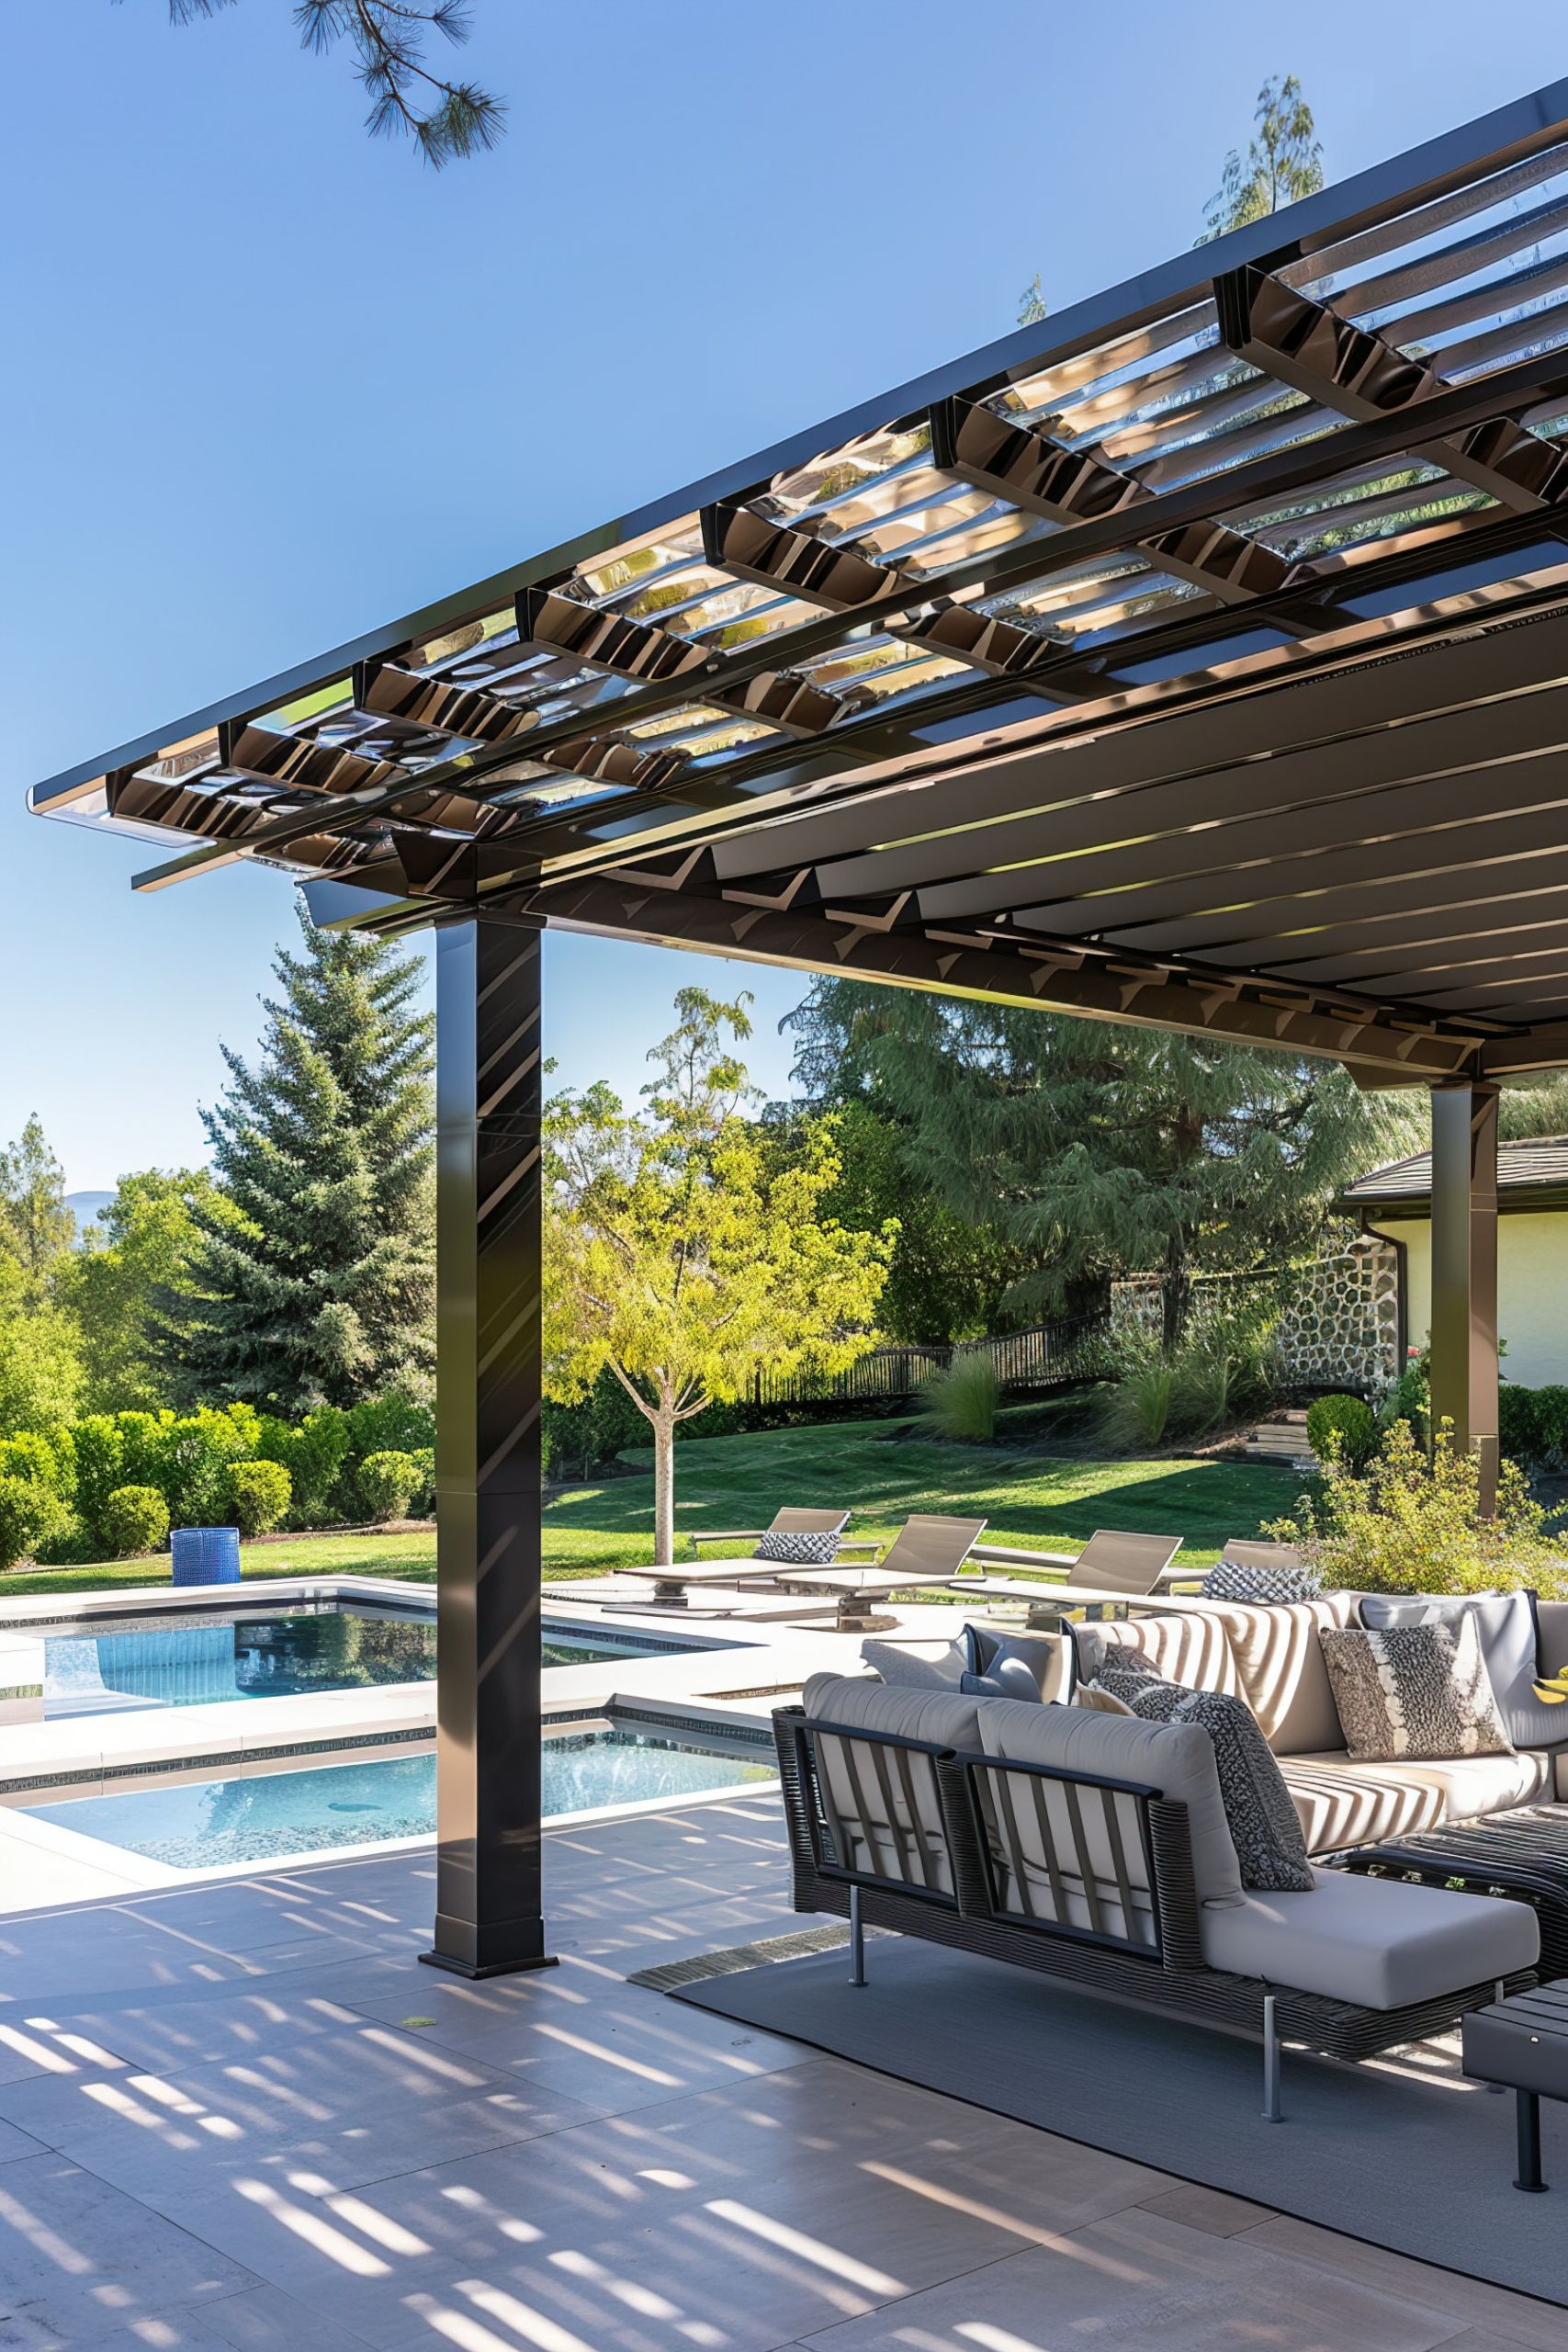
[423, 913, 554, 1981]
[1215, 266, 1568, 512]
[521, 865, 1482, 1076]
[929, 395, 1292, 602]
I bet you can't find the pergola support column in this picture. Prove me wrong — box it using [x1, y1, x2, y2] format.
[1428, 1079, 1500, 1516]
[423, 912, 555, 1979]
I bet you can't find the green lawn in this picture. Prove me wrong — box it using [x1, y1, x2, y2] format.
[0, 1411, 1306, 1598]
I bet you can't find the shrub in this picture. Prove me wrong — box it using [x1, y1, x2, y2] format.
[919, 1351, 1001, 1442]
[357, 1450, 419, 1522]
[1267, 1417, 1563, 1596]
[151, 1408, 258, 1529]
[1306, 1393, 1378, 1472]
[100, 1485, 170, 1558]
[1380, 1350, 1430, 1450]
[227, 1459, 292, 1539]
[0, 1430, 72, 1495]
[256, 1407, 351, 1525]
[406, 1446, 435, 1516]
[1535, 1385, 1568, 1471]
[1098, 1350, 1177, 1449]
[72, 1414, 126, 1547]
[1499, 1384, 1543, 1466]
[0, 1473, 70, 1569]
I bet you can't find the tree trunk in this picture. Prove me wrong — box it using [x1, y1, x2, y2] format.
[1162, 1240, 1191, 1352]
[651, 1408, 677, 1566]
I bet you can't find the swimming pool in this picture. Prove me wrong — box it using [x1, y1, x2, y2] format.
[37, 1608, 678, 1718]
[23, 1735, 775, 1869]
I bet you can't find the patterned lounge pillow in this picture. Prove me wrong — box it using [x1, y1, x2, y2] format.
[1089, 1641, 1168, 1706]
[1125, 1679, 1314, 1892]
[1319, 1618, 1515, 1762]
[752, 1529, 841, 1566]
[1201, 1557, 1322, 1604]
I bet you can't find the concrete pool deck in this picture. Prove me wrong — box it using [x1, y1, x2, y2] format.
[0, 1795, 1563, 2349]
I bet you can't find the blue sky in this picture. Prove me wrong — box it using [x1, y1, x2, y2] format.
[4, 2, 1562, 1189]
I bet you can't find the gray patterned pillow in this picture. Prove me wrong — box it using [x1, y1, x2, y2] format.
[752, 1529, 841, 1565]
[1320, 1618, 1514, 1761]
[1089, 1641, 1167, 1707]
[1126, 1680, 1314, 1892]
[1201, 1558, 1321, 1603]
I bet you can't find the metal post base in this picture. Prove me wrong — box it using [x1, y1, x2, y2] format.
[421, 1948, 559, 1982]
[1517, 2089, 1549, 2191]
[1262, 1994, 1282, 2122]
[849, 1886, 867, 1987]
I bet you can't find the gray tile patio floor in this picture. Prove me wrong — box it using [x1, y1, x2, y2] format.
[0, 1792, 1565, 2349]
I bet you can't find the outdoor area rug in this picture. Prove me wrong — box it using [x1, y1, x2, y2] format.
[664, 1933, 1568, 2307]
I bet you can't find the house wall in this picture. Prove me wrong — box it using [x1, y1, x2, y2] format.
[1382, 1210, 1568, 1389]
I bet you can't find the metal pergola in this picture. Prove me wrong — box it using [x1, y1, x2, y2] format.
[35, 78, 1568, 1976]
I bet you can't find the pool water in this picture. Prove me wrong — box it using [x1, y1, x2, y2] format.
[39, 1610, 660, 1718]
[24, 1736, 774, 1869]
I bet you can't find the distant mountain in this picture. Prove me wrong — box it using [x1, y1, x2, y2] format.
[64, 1191, 115, 1244]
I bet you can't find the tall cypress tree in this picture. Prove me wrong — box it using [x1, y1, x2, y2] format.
[168, 902, 435, 1412]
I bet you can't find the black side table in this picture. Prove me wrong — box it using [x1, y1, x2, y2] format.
[1461, 1982, 1568, 2190]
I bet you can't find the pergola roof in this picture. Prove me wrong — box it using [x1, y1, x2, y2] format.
[35, 79, 1568, 1084]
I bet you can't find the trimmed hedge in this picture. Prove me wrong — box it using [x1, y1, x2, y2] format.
[101, 1486, 170, 1557]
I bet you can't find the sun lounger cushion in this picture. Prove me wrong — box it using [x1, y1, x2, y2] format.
[754, 1528, 841, 1564]
[1199, 1862, 1539, 2007]
[973, 1694, 1244, 1906]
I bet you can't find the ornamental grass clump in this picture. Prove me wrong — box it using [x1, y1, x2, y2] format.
[919, 1350, 1002, 1443]
[1265, 1416, 1567, 1598]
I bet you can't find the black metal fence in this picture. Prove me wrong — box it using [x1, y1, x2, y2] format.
[750, 1313, 1111, 1408]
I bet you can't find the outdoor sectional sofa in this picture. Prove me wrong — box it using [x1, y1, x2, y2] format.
[1071, 1589, 1568, 1851]
[773, 1588, 1557, 2113]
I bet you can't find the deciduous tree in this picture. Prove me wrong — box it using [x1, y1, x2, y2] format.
[545, 990, 893, 1566]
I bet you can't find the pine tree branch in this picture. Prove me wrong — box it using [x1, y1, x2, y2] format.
[122, 0, 506, 164]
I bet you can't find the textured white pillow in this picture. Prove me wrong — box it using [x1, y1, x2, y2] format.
[860, 1636, 969, 1690]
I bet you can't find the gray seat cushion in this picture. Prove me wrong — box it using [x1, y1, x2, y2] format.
[1199, 1863, 1540, 2008]
[1280, 1747, 1551, 1854]
[974, 1692, 1244, 1906]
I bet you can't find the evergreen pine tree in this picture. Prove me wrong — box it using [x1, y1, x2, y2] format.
[167, 901, 434, 1411]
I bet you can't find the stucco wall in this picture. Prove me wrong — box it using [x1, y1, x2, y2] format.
[1381, 1211, 1568, 1388]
